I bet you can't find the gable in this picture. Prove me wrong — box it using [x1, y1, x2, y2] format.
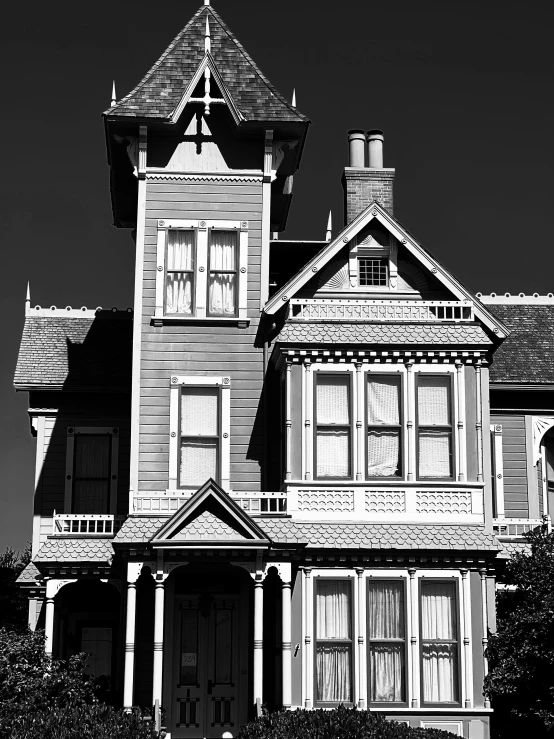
[264, 201, 508, 338]
[151, 479, 270, 548]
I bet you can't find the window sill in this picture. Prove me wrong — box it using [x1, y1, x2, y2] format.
[151, 315, 249, 328]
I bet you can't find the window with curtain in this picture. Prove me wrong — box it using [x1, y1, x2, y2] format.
[417, 375, 453, 479]
[316, 580, 353, 703]
[316, 374, 351, 479]
[73, 434, 111, 514]
[180, 387, 219, 487]
[166, 230, 195, 315]
[368, 581, 406, 703]
[208, 231, 237, 316]
[421, 581, 459, 704]
[367, 375, 402, 478]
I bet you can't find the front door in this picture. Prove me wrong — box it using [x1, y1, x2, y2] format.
[172, 594, 244, 738]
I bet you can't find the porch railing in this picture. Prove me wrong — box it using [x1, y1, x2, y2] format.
[52, 513, 124, 536]
[133, 491, 288, 515]
[289, 299, 474, 322]
[493, 517, 551, 538]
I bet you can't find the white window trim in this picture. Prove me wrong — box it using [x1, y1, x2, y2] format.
[303, 364, 462, 484]
[155, 219, 248, 322]
[168, 375, 231, 492]
[64, 427, 119, 515]
[348, 234, 398, 291]
[304, 568, 471, 712]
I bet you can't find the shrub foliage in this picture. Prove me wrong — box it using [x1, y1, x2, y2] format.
[237, 705, 459, 739]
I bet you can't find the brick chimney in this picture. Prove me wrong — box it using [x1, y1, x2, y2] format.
[342, 129, 395, 224]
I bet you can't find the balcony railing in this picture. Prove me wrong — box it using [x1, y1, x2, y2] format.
[289, 299, 474, 322]
[133, 491, 287, 515]
[493, 517, 551, 538]
[52, 513, 124, 536]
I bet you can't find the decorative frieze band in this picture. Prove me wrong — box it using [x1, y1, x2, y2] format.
[146, 170, 263, 183]
[280, 349, 487, 363]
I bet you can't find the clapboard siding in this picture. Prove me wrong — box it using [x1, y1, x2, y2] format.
[138, 180, 265, 494]
[492, 414, 529, 517]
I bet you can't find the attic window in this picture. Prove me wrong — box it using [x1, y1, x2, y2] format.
[358, 257, 388, 287]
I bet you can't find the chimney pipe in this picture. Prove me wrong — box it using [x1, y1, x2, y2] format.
[367, 129, 384, 168]
[348, 129, 365, 168]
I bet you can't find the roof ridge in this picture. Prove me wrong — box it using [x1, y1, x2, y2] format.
[106, 5, 205, 115]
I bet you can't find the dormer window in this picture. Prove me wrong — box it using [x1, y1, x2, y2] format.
[358, 257, 388, 287]
[348, 233, 397, 290]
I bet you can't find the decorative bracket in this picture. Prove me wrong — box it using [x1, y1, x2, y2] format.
[45, 578, 77, 599]
[532, 416, 554, 464]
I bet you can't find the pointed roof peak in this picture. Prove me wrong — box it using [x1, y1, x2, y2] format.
[104, 4, 308, 124]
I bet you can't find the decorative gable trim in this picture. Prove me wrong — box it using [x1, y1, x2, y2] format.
[169, 53, 244, 125]
[150, 478, 270, 548]
[263, 201, 508, 338]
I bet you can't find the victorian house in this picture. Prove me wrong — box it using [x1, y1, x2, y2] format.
[14, 3, 553, 738]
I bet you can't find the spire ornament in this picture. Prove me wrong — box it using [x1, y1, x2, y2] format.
[25, 282, 30, 315]
[291, 88, 296, 108]
[326, 211, 332, 242]
[205, 15, 211, 54]
[111, 81, 116, 107]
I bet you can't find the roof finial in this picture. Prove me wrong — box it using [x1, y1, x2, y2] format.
[204, 0, 210, 4]
[205, 15, 211, 53]
[326, 211, 332, 242]
[291, 88, 296, 108]
[111, 80, 116, 107]
[25, 282, 30, 315]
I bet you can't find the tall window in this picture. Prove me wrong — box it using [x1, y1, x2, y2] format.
[73, 434, 111, 513]
[421, 581, 459, 704]
[180, 387, 219, 487]
[315, 374, 352, 479]
[315, 580, 353, 703]
[166, 230, 195, 315]
[417, 375, 453, 479]
[367, 375, 402, 477]
[208, 231, 237, 316]
[368, 581, 406, 703]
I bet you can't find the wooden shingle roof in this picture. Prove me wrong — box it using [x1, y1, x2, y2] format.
[106, 4, 307, 124]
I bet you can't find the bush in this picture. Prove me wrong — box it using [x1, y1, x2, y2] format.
[237, 706, 459, 739]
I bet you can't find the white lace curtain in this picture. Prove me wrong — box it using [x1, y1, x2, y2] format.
[180, 388, 218, 486]
[316, 376, 350, 478]
[166, 230, 194, 315]
[209, 231, 237, 315]
[421, 582, 458, 703]
[417, 376, 451, 478]
[316, 581, 352, 702]
[368, 581, 405, 702]
[367, 377, 401, 477]
[73, 435, 110, 514]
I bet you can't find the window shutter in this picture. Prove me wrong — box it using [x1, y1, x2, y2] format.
[181, 388, 218, 436]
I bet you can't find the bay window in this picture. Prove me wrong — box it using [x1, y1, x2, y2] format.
[315, 374, 352, 479]
[366, 375, 402, 478]
[155, 219, 248, 323]
[420, 581, 459, 704]
[315, 579, 353, 704]
[417, 375, 453, 480]
[368, 580, 406, 703]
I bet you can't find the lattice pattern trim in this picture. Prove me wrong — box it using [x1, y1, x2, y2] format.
[291, 301, 473, 322]
[416, 492, 472, 514]
[297, 490, 355, 512]
[365, 491, 405, 514]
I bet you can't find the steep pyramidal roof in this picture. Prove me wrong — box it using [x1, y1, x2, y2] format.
[106, 4, 307, 124]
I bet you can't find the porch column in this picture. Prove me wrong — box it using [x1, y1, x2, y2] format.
[460, 569, 473, 708]
[480, 568, 491, 708]
[278, 564, 293, 709]
[253, 576, 264, 706]
[45, 579, 77, 657]
[123, 563, 143, 710]
[152, 573, 168, 707]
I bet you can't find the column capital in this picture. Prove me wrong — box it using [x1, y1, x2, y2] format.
[45, 578, 77, 600]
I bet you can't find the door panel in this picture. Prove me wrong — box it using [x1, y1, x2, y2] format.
[173, 595, 242, 738]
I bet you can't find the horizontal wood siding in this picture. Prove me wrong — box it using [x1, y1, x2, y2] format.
[139, 180, 264, 493]
[464, 367, 478, 482]
[491, 414, 529, 517]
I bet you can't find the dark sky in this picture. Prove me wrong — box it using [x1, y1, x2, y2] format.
[1, 0, 553, 550]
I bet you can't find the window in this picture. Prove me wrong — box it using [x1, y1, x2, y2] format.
[169, 376, 231, 491]
[315, 374, 352, 479]
[315, 579, 353, 703]
[358, 257, 388, 287]
[366, 375, 402, 478]
[420, 581, 459, 704]
[155, 220, 248, 322]
[368, 580, 406, 703]
[64, 427, 119, 514]
[417, 375, 453, 479]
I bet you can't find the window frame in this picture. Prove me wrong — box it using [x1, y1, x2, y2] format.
[155, 219, 248, 323]
[207, 228, 239, 318]
[348, 232, 397, 292]
[313, 576, 355, 707]
[64, 427, 119, 515]
[358, 257, 389, 287]
[164, 228, 196, 316]
[366, 577, 408, 707]
[418, 577, 462, 708]
[313, 371, 353, 481]
[168, 375, 231, 491]
[365, 373, 404, 480]
[415, 373, 455, 482]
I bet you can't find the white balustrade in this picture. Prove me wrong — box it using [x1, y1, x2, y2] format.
[53, 513, 124, 536]
[493, 517, 549, 537]
[290, 299, 474, 322]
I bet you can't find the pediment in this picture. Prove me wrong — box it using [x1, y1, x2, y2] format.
[151, 479, 270, 548]
[264, 201, 508, 338]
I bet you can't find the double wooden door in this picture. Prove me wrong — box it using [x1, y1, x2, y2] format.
[172, 594, 244, 738]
